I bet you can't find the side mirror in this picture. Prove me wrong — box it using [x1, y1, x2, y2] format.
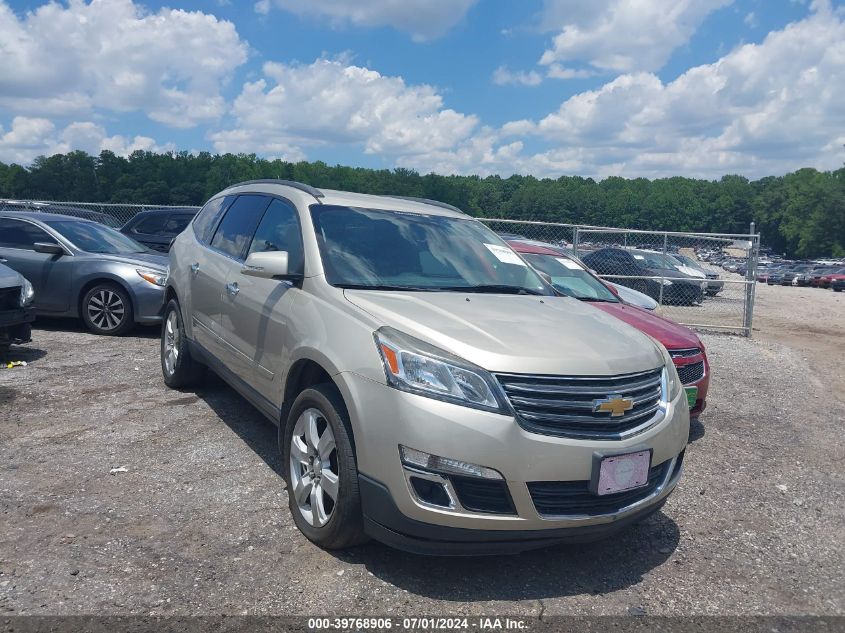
[241, 250, 293, 279]
[33, 242, 65, 255]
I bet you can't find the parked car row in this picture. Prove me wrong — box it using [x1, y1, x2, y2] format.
[757, 262, 845, 290]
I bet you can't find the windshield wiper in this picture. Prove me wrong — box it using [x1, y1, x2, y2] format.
[338, 284, 435, 292]
[438, 284, 545, 296]
[577, 297, 616, 303]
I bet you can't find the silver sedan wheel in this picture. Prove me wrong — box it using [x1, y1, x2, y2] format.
[163, 310, 179, 376]
[289, 408, 339, 527]
[87, 289, 125, 331]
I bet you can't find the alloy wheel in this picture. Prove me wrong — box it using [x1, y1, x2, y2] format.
[289, 408, 339, 527]
[163, 310, 179, 376]
[87, 289, 125, 331]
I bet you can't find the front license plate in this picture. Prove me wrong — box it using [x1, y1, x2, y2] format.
[685, 386, 699, 409]
[596, 450, 651, 496]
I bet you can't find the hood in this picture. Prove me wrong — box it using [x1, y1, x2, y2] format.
[0, 261, 25, 288]
[88, 252, 168, 270]
[590, 302, 702, 350]
[344, 290, 665, 376]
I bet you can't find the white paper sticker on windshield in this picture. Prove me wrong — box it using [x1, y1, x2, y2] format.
[633, 254, 645, 260]
[556, 257, 583, 270]
[484, 243, 526, 266]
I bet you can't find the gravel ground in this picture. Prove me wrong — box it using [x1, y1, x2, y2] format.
[0, 284, 843, 616]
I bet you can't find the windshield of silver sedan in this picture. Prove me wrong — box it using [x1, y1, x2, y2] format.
[310, 205, 551, 295]
[44, 220, 147, 254]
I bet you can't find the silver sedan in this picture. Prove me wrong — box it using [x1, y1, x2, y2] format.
[0, 212, 169, 335]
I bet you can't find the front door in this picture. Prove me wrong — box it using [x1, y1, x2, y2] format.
[0, 218, 73, 313]
[223, 197, 304, 403]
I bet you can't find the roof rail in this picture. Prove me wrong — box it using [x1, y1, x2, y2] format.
[386, 195, 464, 214]
[224, 179, 324, 200]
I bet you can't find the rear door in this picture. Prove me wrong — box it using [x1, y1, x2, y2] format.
[0, 218, 73, 312]
[224, 197, 304, 403]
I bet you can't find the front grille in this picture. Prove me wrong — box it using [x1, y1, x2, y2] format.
[676, 361, 705, 385]
[495, 368, 663, 440]
[451, 476, 516, 515]
[668, 348, 701, 359]
[528, 458, 674, 517]
[0, 286, 21, 311]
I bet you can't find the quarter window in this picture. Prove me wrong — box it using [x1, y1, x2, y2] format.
[247, 199, 304, 274]
[210, 195, 271, 260]
[0, 218, 52, 250]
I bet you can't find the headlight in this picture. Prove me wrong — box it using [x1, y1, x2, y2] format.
[19, 278, 35, 307]
[659, 345, 682, 401]
[700, 281, 708, 290]
[374, 327, 505, 413]
[661, 279, 673, 286]
[136, 268, 167, 287]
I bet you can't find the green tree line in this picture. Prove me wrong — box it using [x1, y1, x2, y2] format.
[1, 150, 843, 258]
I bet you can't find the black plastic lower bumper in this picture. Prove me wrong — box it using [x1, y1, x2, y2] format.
[0, 308, 35, 347]
[358, 474, 667, 556]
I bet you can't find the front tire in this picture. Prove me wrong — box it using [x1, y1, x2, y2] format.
[282, 384, 367, 549]
[161, 298, 205, 388]
[81, 283, 134, 336]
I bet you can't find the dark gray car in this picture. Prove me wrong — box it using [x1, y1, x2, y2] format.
[0, 212, 168, 335]
[0, 261, 35, 354]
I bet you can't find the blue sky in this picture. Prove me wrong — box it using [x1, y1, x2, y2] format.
[0, 0, 843, 178]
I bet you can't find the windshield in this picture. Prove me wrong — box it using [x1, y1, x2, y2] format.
[44, 220, 147, 254]
[522, 253, 618, 302]
[310, 205, 551, 295]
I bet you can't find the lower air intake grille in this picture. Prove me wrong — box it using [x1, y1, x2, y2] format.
[495, 368, 664, 440]
[528, 459, 674, 517]
[676, 361, 705, 385]
[451, 476, 516, 515]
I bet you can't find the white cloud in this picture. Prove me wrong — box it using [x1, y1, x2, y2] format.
[0, 0, 248, 127]
[256, 0, 477, 41]
[539, 0, 734, 73]
[211, 57, 478, 160]
[408, 1, 845, 178]
[492, 66, 543, 87]
[0, 117, 173, 164]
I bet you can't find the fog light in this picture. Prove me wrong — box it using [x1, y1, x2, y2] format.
[409, 476, 452, 508]
[399, 445, 503, 480]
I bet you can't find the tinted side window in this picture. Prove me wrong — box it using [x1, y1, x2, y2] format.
[132, 214, 169, 235]
[210, 195, 271, 260]
[0, 218, 52, 249]
[247, 199, 304, 273]
[164, 214, 194, 234]
[193, 196, 234, 244]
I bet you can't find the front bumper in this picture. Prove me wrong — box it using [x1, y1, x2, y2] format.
[0, 307, 35, 347]
[339, 372, 689, 552]
[128, 279, 166, 324]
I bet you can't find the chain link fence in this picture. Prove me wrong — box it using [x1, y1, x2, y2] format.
[481, 219, 760, 336]
[1, 199, 759, 335]
[0, 199, 200, 229]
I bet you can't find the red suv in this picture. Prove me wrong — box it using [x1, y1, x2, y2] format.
[509, 240, 710, 418]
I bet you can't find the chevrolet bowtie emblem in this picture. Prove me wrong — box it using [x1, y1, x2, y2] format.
[594, 395, 634, 417]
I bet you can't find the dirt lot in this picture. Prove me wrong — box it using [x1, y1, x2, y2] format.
[0, 284, 843, 616]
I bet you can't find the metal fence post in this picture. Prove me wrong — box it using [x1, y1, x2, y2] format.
[657, 232, 668, 307]
[743, 223, 759, 337]
[572, 226, 580, 257]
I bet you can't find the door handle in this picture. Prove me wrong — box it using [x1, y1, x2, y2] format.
[225, 282, 239, 297]
[190, 262, 200, 276]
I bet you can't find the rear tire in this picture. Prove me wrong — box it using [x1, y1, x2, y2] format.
[81, 283, 134, 336]
[282, 383, 368, 550]
[161, 298, 205, 388]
